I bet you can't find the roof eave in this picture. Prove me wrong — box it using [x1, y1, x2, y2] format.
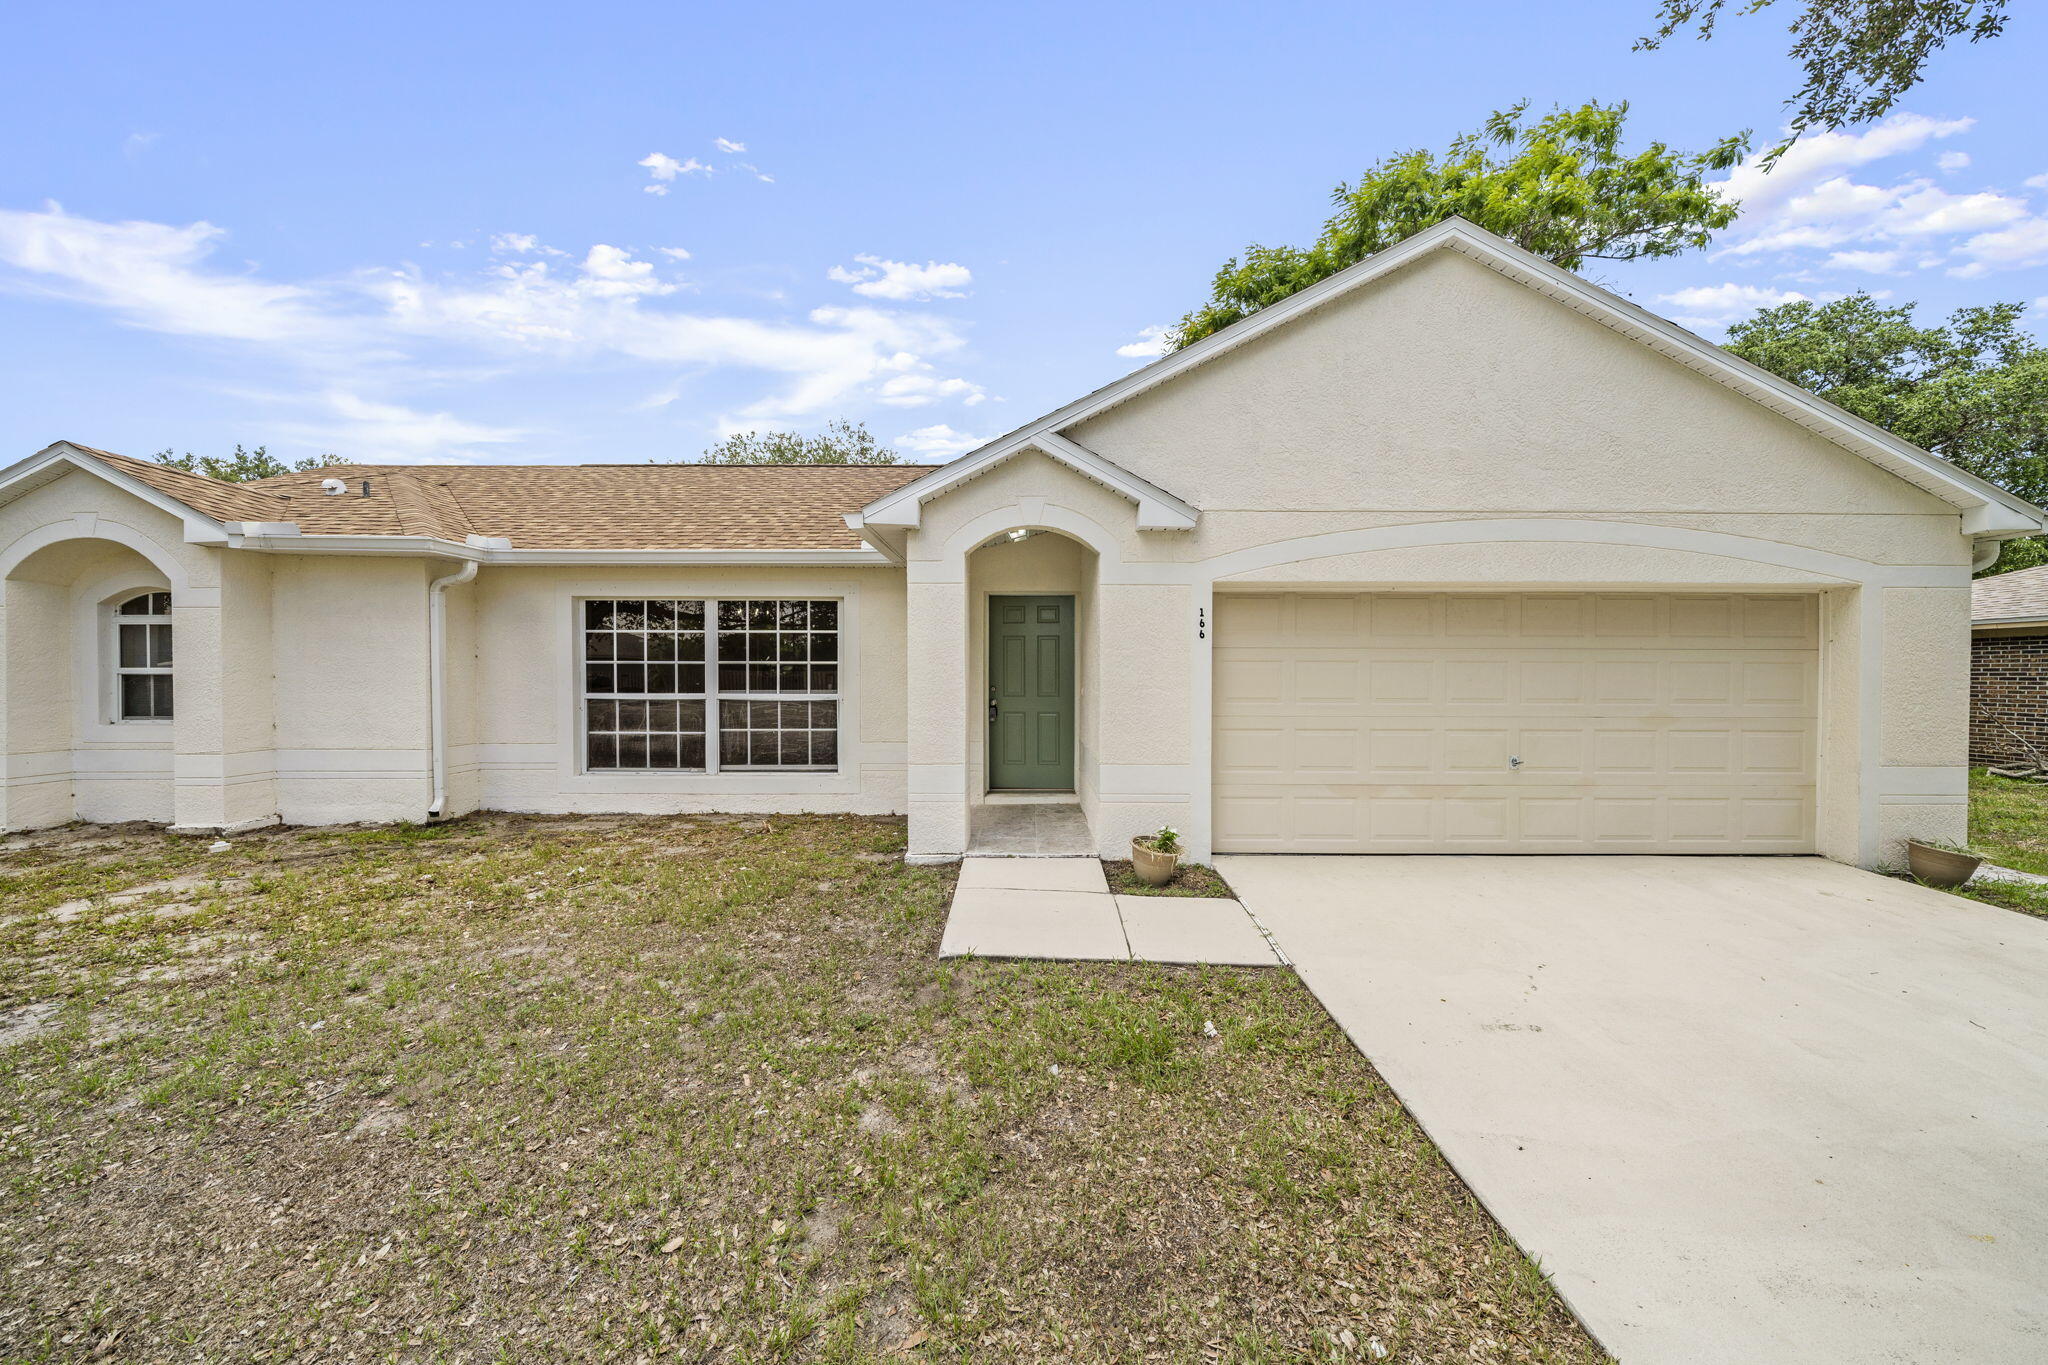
[3, 442, 238, 545]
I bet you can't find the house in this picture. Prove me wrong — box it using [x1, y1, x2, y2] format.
[1969, 564, 2048, 768]
[4, 219, 2041, 868]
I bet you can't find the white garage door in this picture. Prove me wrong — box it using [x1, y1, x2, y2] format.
[1213, 592, 1818, 854]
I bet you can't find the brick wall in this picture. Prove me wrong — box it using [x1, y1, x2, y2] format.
[1970, 631, 2048, 766]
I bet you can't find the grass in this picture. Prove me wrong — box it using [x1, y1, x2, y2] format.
[1101, 860, 1236, 898]
[0, 813, 1603, 1364]
[1956, 768, 2048, 919]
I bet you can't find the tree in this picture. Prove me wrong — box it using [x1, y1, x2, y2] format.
[1724, 292, 2048, 573]
[154, 444, 348, 482]
[697, 419, 901, 465]
[1638, 1, 2011, 164]
[1173, 101, 1749, 349]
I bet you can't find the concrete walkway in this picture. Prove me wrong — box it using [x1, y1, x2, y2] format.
[1221, 854, 2048, 1365]
[938, 857, 1280, 965]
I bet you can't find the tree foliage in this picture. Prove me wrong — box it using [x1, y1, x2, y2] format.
[1173, 101, 1748, 348]
[154, 445, 348, 482]
[1725, 292, 2048, 573]
[1638, 1, 2011, 163]
[697, 419, 901, 465]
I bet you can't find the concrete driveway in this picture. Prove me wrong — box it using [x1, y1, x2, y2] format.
[1218, 855, 2048, 1364]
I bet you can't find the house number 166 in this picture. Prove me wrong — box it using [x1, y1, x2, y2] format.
[1197, 606, 1207, 640]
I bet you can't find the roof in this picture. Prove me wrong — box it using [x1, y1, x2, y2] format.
[862, 216, 2048, 542]
[1973, 565, 2048, 626]
[11, 446, 932, 551]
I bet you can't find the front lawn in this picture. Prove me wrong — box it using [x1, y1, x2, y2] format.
[1962, 769, 2048, 918]
[0, 815, 1600, 1363]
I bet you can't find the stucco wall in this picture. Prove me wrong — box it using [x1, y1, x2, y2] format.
[893, 247, 1978, 866]
[469, 564, 907, 815]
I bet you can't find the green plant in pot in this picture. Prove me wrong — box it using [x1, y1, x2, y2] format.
[1905, 836, 1982, 889]
[1131, 825, 1181, 887]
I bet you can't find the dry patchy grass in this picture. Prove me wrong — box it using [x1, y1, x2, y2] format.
[0, 814, 1601, 1364]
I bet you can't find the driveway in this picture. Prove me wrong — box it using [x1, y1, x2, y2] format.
[1218, 855, 2048, 1364]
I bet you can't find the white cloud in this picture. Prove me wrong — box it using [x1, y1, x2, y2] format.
[1657, 282, 1813, 327]
[895, 424, 986, 458]
[1824, 249, 1904, 273]
[491, 232, 540, 255]
[639, 152, 708, 195]
[1937, 151, 1972, 172]
[0, 201, 341, 344]
[1878, 184, 2027, 236]
[1716, 113, 1974, 220]
[1951, 217, 2048, 276]
[1115, 324, 1172, 359]
[277, 390, 525, 462]
[657, 246, 692, 261]
[0, 202, 987, 441]
[714, 137, 746, 154]
[736, 163, 775, 184]
[2028, 173, 2048, 191]
[828, 254, 972, 301]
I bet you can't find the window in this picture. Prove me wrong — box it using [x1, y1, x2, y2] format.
[113, 591, 173, 720]
[581, 598, 839, 772]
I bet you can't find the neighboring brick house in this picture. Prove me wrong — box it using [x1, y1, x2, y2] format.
[1971, 565, 2048, 767]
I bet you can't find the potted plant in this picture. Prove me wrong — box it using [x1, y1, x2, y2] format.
[1905, 837, 1982, 889]
[1131, 825, 1181, 887]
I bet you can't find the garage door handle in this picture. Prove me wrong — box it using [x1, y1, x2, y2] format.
[1509, 755, 1523, 769]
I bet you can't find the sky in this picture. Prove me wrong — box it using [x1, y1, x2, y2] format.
[2, 0, 2044, 469]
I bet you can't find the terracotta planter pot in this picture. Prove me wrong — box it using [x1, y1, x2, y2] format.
[1131, 837, 1180, 887]
[1906, 840, 1982, 889]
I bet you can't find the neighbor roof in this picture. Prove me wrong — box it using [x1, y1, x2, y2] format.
[17, 446, 933, 551]
[1973, 565, 2048, 627]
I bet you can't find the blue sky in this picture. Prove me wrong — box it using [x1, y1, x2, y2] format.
[3, 0, 2044, 467]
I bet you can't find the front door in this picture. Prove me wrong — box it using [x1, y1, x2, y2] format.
[988, 595, 1075, 790]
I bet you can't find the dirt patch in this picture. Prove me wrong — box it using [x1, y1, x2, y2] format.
[0, 1002, 58, 1048]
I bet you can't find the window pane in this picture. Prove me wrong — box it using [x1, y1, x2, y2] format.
[618, 700, 647, 731]
[810, 600, 838, 630]
[615, 664, 647, 694]
[779, 731, 809, 766]
[678, 700, 705, 733]
[677, 630, 705, 662]
[648, 733, 680, 768]
[748, 601, 775, 629]
[585, 600, 612, 630]
[648, 700, 679, 731]
[588, 699, 617, 730]
[750, 732, 779, 765]
[646, 663, 677, 694]
[149, 624, 172, 667]
[678, 601, 705, 629]
[718, 600, 745, 629]
[615, 630, 646, 661]
[777, 601, 808, 629]
[811, 633, 838, 662]
[121, 674, 154, 718]
[811, 665, 838, 692]
[645, 599, 677, 629]
[719, 728, 748, 767]
[678, 664, 705, 695]
[120, 623, 147, 667]
[646, 631, 677, 662]
[585, 663, 614, 693]
[779, 632, 809, 661]
[618, 735, 649, 768]
[811, 700, 837, 729]
[587, 733, 617, 769]
[585, 631, 615, 661]
[718, 662, 747, 692]
[678, 732, 706, 769]
[810, 730, 838, 767]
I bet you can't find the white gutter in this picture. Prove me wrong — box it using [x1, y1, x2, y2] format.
[426, 558, 479, 819]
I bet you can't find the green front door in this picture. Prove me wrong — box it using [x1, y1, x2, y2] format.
[988, 595, 1075, 790]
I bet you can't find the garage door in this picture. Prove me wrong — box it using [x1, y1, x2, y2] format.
[1213, 592, 1817, 854]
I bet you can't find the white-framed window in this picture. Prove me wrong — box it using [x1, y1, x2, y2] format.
[579, 598, 840, 773]
[111, 590, 174, 721]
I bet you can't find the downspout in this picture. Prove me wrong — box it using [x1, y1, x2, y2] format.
[1973, 540, 2003, 573]
[427, 559, 479, 819]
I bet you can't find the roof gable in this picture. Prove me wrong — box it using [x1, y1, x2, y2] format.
[862, 217, 2045, 540]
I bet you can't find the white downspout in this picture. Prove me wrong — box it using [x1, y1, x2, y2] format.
[1973, 540, 2004, 573]
[427, 559, 479, 819]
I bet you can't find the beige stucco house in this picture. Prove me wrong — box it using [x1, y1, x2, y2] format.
[4, 220, 2041, 868]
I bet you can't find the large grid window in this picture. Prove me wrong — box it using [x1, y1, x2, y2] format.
[113, 591, 173, 720]
[581, 598, 839, 772]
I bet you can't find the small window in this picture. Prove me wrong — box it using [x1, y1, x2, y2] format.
[113, 591, 173, 720]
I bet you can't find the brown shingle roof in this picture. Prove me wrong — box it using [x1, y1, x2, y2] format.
[66, 447, 933, 550]
[1973, 565, 2048, 625]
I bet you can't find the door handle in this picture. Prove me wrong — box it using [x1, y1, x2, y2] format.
[989, 698, 999, 723]
[1509, 755, 1523, 769]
